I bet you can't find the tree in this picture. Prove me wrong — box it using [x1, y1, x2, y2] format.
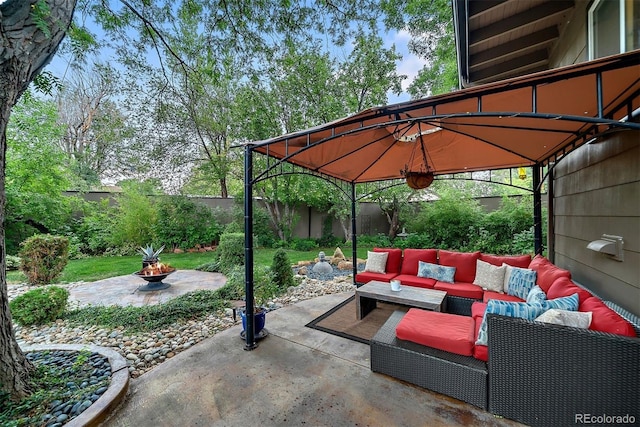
[55, 63, 130, 187]
[5, 94, 72, 254]
[0, 0, 76, 400]
[382, 0, 458, 97]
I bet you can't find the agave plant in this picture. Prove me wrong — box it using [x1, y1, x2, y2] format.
[139, 244, 165, 262]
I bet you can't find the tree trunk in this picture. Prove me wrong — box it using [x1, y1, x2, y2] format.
[0, 0, 76, 400]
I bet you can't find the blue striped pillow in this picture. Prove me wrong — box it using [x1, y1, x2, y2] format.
[476, 300, 547, 346]
[543, 293, 579, 311]
[505, 266, 537, 300]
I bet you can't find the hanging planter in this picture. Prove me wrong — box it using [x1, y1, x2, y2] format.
[405, 171, 435, 189]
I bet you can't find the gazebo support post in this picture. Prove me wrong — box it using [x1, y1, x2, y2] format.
[350, 182, 358, 287]
[244, 145, 257, 350]
[533, 163, 543, 255]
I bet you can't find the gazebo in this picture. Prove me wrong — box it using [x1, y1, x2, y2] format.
[242, 50, 640, 349]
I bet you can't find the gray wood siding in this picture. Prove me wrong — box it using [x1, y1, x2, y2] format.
[552, 131, 640, 315]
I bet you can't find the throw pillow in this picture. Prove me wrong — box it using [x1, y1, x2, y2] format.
[364, 251, 388, 274]
[543, 293, 579, 312]
[526, 285, 547, 304]
[503, 264, 537, 300]
[535, 309, 592, 329]
[417, 261, 456, 283]
[473, 259, 506, 292]
[476, 300, 547, 346]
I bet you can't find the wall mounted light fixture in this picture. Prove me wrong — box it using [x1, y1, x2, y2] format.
[587, 234, 624, 262]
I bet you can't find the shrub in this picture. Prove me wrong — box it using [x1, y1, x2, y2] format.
[19, 234, 69, 285]
[289, 238, 318, 252]
[10, 286, 69, 326]
[5, 255, 21, 270]
[271, 249, 295, 291]
[155, 196, 222, 250]
[110, 185, 158, 249]
[217, 233, 245, 274]
[219, 264, 277, 306]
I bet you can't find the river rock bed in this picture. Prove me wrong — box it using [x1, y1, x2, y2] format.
[10, 273, 356, 379]
[20, 350, 111, 426]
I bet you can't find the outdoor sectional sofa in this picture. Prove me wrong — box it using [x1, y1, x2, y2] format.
[357, 248, 640, 427]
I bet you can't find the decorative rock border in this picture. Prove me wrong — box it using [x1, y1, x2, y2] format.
[21, 344, 129, 427]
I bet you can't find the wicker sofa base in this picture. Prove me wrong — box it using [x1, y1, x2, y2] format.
[371, 310, 488, 409]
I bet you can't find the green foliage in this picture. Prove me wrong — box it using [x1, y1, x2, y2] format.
[217, 233, 245, 274]
[155, 196, 222, 249]
[5, 96, 72, 255]
[221, 264, 279, 307]
[405, 189, 483, 249]
[271, 249, 295, 291]
[356, 233, 393, 248]
[109, 184, 159, 250]
[393, 233, 435, 249]
[66, 199, 117, 257]
[471, 196, 534, 254]
[18, 235, 70, 285]
[289, 238, 318, 252]
[9, 286, 69, 326]
[5, 255, 21, 271]
[65, 290, 225, 332]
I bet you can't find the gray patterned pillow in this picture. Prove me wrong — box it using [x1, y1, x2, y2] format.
[364, 251, 388, 274]
[473, 259, 506, 292]
[535, 309, 592, 329]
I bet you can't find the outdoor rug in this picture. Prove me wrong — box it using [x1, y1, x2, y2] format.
[305, 295, 409, 344]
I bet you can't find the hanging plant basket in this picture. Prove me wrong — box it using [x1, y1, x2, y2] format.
[405, 171, 435, 189]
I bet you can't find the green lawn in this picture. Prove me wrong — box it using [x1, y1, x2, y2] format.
[7, 246, 371, 284]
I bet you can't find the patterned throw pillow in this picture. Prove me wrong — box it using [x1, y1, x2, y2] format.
[476, 300, 547, 346]
[526, 285, 547, 304]
[543, 293, 579, 311]
[364, 251, 388, 274]
[473, 259, 506, 292]
[417, 261, 456, 283]
[535, 309, 592, 329]
[504, 264, 537, 300]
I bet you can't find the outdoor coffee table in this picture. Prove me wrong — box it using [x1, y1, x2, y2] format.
[355, 280, 447, 320]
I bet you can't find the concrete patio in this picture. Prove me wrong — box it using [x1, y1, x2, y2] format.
[104, 292, 525, 426]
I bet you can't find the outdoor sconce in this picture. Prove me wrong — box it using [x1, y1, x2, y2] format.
[587, 234, 624, 262]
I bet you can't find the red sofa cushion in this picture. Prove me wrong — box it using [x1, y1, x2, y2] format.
[355, 271, 399, 284]
[579, 297, 637, 337]
[374, 248, 403, 274]
[480, 253, 531, 269]
[471, 301, 487, 320]
[482, 291, 524, 303]
[396, 308, 475, 356]
[433, 281, 484, 299]
[528, 255, 571, 292]
[546, 277, 593, 305]
[473, 317, 488, 362]
[401, 249, 438, 276]
[438, 250, 481, 283]
[394, 274, 436, 289]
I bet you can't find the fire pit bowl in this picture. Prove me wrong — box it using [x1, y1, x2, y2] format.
[134, 264, 176, 292]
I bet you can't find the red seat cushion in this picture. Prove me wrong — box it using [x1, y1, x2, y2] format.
[471, 302, 487, 320]
[355, 271, 399, 284]
[396, 309, 475, 356]
[374, 248, 403, 274]
[473, 318, 488, 362]
[433, 281, 484, 299]
[394, 274, 436, 289]
[438, 250, 481, 283]
[528, 255, 571, 292]
[480, 253, 531, 269]
[482, 291, 524, 303]
[579, 297, 637, 337]
[400, 249, 438, 276]
[546, 277, 593, 305]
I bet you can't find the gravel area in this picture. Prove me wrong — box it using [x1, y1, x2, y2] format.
[7, 265, 359, 425]
[10, 267, 358, 379]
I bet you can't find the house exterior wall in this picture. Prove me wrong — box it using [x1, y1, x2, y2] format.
[552, 132, 640, 315]
[545, 1, 640, 315]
